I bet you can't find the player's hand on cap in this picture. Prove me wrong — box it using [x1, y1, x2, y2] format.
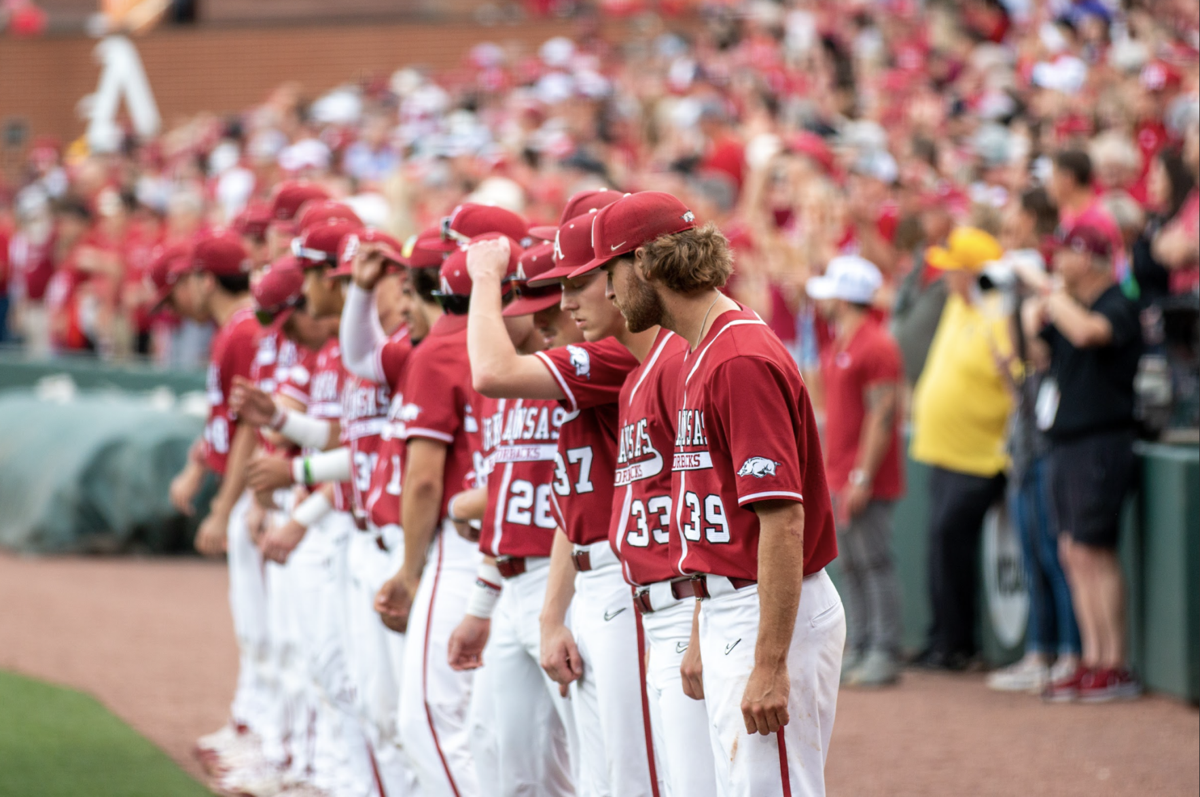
[447, 615, 491, 671]
[248, 454, 294, 493]
[741, 662, 791, 736]
[540, 621, 584, 697]
[194, 511, 229, 557]
[465, 235, 510, 285]
[375, 574, 414, 634]
[352, 242, 387, 291]
[230, 376, 278, 428]
[260, 518, 306, 564]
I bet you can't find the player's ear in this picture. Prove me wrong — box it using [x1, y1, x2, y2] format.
[633, 248, 649, 280]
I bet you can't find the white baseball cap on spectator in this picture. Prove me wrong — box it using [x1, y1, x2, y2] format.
[851, 149, 899, 184]
[805, 256, 884, 305]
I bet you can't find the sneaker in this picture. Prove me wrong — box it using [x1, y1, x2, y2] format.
[219, 763, 285, 797]
[910, 647, 972, 672]
[987, 656, 1050, 693]
[847, 649, 900, 687]
[1048, 655, 1081, 685]
[1078, 668, 1143, 703]
[196, 722, 245, 754]
[1042, 663, 1090, 703]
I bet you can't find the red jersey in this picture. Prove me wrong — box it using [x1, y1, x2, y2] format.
[205, 306, 260, 476]
[477, 395, 564, 558]
[399, 314, 482, 518]
[819, 318, 904, 500]
[610, 329, 688, 586]
[533, 337, 638, 545]
[366, 333, 418, 529]
[275, 338, 318, 408]
[309, 338, 351, 510]
[671, 307, 837, 581]
[343, 328, 412, 520]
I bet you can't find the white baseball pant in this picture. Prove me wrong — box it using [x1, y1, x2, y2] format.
[698, 570, 845, 797]
[225, 491, 271, 736]
[468, 557, 576, 797]
[291, 510, 375, 796]
[570, 540, 662, 797]
[638, 589, 718, 797]
[345, 524, 415, 797]
[398, 522, 482, 796]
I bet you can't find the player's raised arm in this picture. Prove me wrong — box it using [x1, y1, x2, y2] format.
[466, 236, 564, 399]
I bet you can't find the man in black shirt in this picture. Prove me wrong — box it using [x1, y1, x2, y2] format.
[1018, 223, 1142, 703]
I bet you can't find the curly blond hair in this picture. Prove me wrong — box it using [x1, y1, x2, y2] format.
[638, 223, 733, 295]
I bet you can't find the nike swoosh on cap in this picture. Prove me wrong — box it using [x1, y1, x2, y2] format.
[610, 241, 627, 251]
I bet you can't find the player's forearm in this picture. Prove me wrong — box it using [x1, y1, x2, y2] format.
[211, 424, 256, 516]
[401, 476, 443, 580]
[292, 446, 353, 486]
[449, 486, 488, 522]
[753, 501, 805, 668]
[270, 406, 337, 450]
[340, 284, 387, 383]
[467, 275, 561, 399]
[539, 529, 577, 627]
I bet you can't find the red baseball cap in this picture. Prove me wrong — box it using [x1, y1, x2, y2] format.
[527, 210, 602, 287]
[503, 241, 562, 317]
[528, 188, 626, 241]
[293, 218, 364, 268]
[568, 191, 697, 279]
[253, 256, 306, 333]
[234, 200, 273, 241]
[1058, 223, 1112, 259]
[420, 203, 530, 252]
[190, 229, 252, 277]
[399, 227, 449, 269]
[295, 201, 363, 234]
[785, 132, 836, 176]
[146, 241, 193, 311]
[436, 233, 523, 298]
[330, 228, 406, 278]
[269, 181, 331, 227]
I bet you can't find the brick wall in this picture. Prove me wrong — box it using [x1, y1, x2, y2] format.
[0, 18, 614, 165]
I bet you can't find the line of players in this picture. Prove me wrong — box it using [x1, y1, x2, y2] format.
[162, 181, 846, 797]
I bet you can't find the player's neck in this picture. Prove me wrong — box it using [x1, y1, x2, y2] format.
[209, 291, 251, 327]
[616, 325, 660, 362]
[663, 290, 739, 352]
[834, 309, 867, 346]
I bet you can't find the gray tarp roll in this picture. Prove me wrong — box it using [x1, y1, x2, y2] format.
[0, 391, 210, 554]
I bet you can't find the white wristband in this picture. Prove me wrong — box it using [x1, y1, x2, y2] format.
[303, 447, 353, 484]
[465, 563, 503, 619]
[292, 457, 308, 485]
[291, 490, 333, 529]
[277, 409, 334, 450]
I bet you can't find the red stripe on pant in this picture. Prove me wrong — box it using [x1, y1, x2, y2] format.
[633, 604, 661, 797]
[422, 533, 462, 796]
[777, 728, 792, 795]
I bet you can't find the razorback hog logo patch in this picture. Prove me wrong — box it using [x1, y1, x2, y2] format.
[738, 457, 780, 478]
[567, 345, 591, 379]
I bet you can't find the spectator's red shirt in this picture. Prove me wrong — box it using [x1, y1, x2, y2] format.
[819, 317, 905, 500]
[342, 328, 411, 521]
[533, 336, 638, 546]
[477, 395, 563, 559]
[205, 306, 260, 476]
[0, 223, 11, 295]
[610, 329, 688, 586]
[10, 231, 56, 302]
[671, 307, 837, 581]
[399, 314, 482, 519]
[367, 331, 419, 530]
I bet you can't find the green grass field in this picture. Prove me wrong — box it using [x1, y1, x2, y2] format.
[0, 670, 211, 797]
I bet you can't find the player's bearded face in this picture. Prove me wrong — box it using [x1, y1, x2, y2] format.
[612, 259, 664, 334]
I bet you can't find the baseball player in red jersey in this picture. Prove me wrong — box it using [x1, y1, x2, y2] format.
[445, 240, 577, 797]
[464, 200, 663, 797]
[329, 229, 418, 797]
[233, 215, 378, 797]
[374, 224, 526, 797]
[600, 194, 845, 797]
[162, 230, 269, 770]
[564, 193, 719, 797]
